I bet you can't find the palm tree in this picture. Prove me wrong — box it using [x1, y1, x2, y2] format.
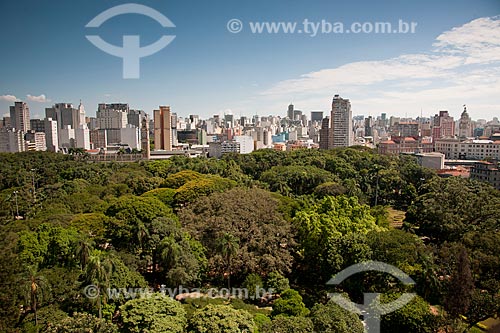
[22, 265, 48, 332]
[83, 249, 114, 319]
[216, 233, 239, 290]
[76, 237, 95, 270]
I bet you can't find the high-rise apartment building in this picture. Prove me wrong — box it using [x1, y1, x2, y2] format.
[432, 110, 455, 139]
[44, 118, 59, 152]
[331, 94, 353, 147]
[10, 101, 30, 132]
[154, 106, 172, 151]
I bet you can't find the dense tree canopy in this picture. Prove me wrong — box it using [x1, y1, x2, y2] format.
[0, 148, 497, 332]
[180, 187, 295, 283]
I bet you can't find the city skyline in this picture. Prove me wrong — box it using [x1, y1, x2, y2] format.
[0, 0, 499, 120]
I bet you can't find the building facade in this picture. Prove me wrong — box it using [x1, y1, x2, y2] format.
[154, 106, 172, 151]
[10, 101, 30, 132]
[331, 95, 353, 147]
[470, 161, 500, 190]
[434, 138, 500, 160]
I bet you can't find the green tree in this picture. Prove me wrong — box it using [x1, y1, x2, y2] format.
[381, 294, 438, 333]
[104, 195, 174, 254]
[294, 195, 380, 284]
[119, 294, 187, 333]
[464, 289, 500, 330]
[243, 273, 263, 299]
[163, 170, 204, 189]
[180, 188, 295, 284]
[309, 299, 364, 333]
[141, 188, 176, 207]
[18, 224, 80, 268]
[188, 304, 255, 333]
[265, 272, 290, 294]
[261, 316, 313, 333]
[156, 218, 207, 286]
[444, 247, 474, 318]
[46, 312, 118, 333]
[217, 232, 240, 290]
[313, 181, 347, 198]
[405, 177, 500, 243]
[271, 289, 309, 317]
[22, 265, 49, 331]
[82, 249, 114, 319]
[174, 175, 237, 205]
[260, 165, 335, 196]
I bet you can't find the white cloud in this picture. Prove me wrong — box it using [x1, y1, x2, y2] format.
[0, 95, 18, 102]
[26, 94, 51, 103]
[433, 16, 500, 64]
[256, 16, 500, 119]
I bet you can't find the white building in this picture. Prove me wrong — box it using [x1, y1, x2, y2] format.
[44, 118, 59, 152]
[0, 129, 25, 152]
[120, 125, 141, 150]
[416, 152, 445, 170]
[96, 103, 129, 129]
[25, 131, 47, 151]
[435, 138, 500, 160]
[75, 125, 91, 150]
[59, 126, 75, 148]
[234, 135, 254, 154]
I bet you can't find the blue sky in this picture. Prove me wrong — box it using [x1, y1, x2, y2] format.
[0, 0, 499, 120]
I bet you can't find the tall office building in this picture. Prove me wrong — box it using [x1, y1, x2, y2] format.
[96, 103, 129, 129]
[331, 94, 353, 147]
[287, 104, 294, 119]
[311, 111, 324, 123]
[154, 106, 172, 151]
[10, 101, 30, 132]
[45, 103, 80, 130]
[364, 116, 373, 137]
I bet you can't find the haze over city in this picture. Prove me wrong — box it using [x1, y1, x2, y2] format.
[1, 0, 499, 119]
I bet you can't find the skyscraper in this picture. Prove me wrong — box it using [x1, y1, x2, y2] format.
[10, 101, 30, 132]
[287, 104, 294, 119]
[331, 94, 353, 147]
[311, 111, 324, 123]
[154, 106, 172, 151]
[319, 116, 332, 149]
